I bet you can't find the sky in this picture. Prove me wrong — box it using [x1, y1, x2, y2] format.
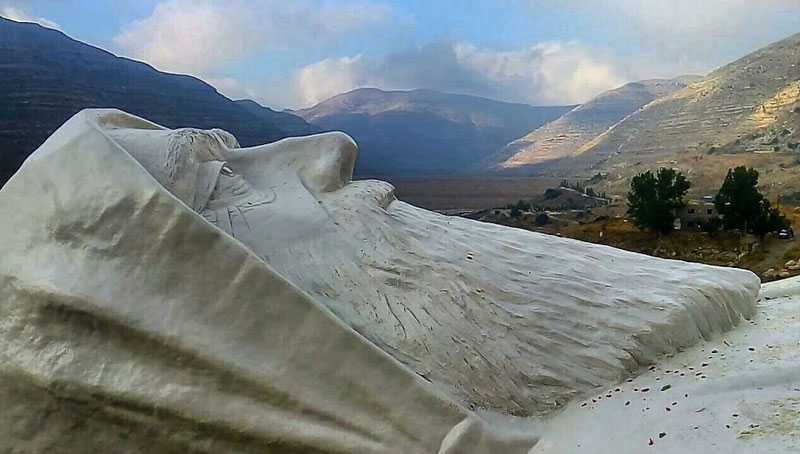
[2, 0, 800, 109]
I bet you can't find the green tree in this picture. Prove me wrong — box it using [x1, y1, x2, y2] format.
[544, 188, 562, 200]
[715, 166, 788, 235]
[627, 168, 691, 234]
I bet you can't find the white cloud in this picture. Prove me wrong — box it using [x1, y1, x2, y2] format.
[526, 0, 799, 36]
[115, 1, 251, 74]
[112, 0, 800, 109]
[114, 0, 390, 75]
[608, 0, 800, 72]
[291, 41, 626, 107]
[295, 55, 371, 106]
[588, 0, 791, 35]
[524, 0, 800, 76]
[453, 42, 625, 106]
[1, 4, 61, 31]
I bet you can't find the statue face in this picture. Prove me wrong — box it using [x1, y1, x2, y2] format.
[105, 128, 230, 211]
[104, 121, 362, 245]
[3, 109, 549, 453]
[0, 106, 773, 454]
[99, 115, 757, 418]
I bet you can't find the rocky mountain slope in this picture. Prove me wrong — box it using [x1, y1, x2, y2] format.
[295, 88, 573, 176]
[495, 76, 700, 171]
[573, 32, 800, 197]
[0, 17, 306, 186]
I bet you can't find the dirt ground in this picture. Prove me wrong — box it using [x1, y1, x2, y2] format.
[488, 204, 800, 282]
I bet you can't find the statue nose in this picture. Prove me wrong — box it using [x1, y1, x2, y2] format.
[227, 131, 359, 196]
[303, 131, 358, 193]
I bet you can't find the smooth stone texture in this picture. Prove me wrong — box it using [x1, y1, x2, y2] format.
[535, 276, 800, 453]
[0, 109, 761, 452]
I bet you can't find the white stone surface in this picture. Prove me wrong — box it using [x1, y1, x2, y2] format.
[535, 276, 800, 453]
[0, 109, 762, 452]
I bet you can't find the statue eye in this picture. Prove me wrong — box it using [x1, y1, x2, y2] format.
[221, 165, 234, 176]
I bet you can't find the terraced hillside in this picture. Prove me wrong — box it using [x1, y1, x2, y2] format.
[576, 32, 800, 197]
[495, 77, 699, 170]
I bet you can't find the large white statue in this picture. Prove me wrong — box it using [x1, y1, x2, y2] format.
[0, 110, 760, 452]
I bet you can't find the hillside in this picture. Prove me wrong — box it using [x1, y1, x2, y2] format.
[572, 32, 800, 197]
[235, 99, 320, 137]
[0, 17, 306, 185]
[295, 88, 573, 176]
[494, 76, 700, 171]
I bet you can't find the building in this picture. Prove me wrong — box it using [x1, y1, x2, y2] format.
[675, 198, 717, 230]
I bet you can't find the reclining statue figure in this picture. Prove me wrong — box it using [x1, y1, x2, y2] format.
[0, 109, 759, 453]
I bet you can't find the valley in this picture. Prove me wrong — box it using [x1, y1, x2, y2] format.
[4, 9, 800, 284]
[296, 88, 573, 176]
[369, 175, 561, 211]
[4, 18, 799, 203]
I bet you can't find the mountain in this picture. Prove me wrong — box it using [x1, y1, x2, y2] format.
[0, 17, 307, 185]
[235, 99, 320, 137]
[494, 76, 701, 171]
[568, 32, 800, 197]
[294, 88, 573, 176]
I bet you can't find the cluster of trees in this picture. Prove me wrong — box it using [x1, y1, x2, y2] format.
[506, 200, 536, 217]
[559, 179, 586, 193]
[559, 179, 608, 199]
[715, 167, 787, 235]
[627, 166, 789, 236]
[627, 168, 690, 234]
[503, 200, 549, 225]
